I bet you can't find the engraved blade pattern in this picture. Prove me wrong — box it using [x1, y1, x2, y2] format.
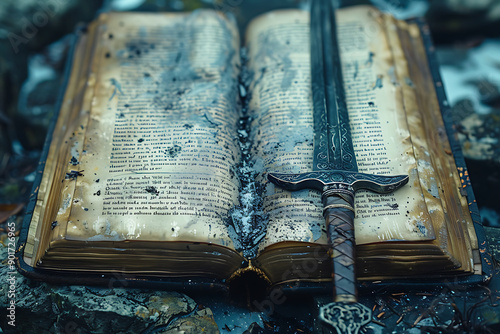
[311, 0, 357, 172]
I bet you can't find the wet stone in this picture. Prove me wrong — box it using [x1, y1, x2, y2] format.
[0, 0, 103, 150]
[0, 239, 219, 333]
[158, 307, 220, 334]
[427, 0, 500, 42]
[455, 107, 500, 163]
[449, 98, 475, 125]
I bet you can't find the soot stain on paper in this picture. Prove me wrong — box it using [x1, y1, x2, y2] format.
[405, 77, 415, 87]
[145, 186, 160, 196]
[386, 203, 399, 209]
[429, 179, 440, 198]
[226, 48, 268, 258]
[388, 66, 398, 85]
[415, 221, 427, 236]
[280, 56, 297, 91]
[122, 11, 239, 130]
[165, 145, 182, 158]
[252, 28, 299, 93]
[114, 12, 260, 250]
[353, 61, 359, 79]
[109, 78, 123, 101]
[373, 75, 383, 89]
[58, 194, 72, 214]
[365, 51, 374, 66]
[203, 111, 220, 128]
[65, 170, 84, 180]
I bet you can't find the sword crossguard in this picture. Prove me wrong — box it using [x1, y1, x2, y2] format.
[267, 171, 409, 194]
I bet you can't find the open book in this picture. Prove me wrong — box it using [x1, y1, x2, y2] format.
[17, 6, 491, 288]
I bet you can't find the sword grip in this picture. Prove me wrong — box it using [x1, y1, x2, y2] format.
[322, 189, 357, 303]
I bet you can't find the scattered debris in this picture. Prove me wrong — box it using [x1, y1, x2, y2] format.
[65, 170, 84, 180]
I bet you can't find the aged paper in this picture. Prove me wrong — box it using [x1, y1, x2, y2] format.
[245, 7, 437, 250]
[53, 11, 242, 248]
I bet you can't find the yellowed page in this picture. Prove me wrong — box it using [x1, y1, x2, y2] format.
[246, 7, 436, 251]
[25, 23, 102, 265]
[56, 11, 242, 248]
[401, 21, 475, 272]
[382, 16, 452, 249]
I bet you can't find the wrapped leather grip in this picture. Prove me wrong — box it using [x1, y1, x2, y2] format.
[322, 191, 357, 302]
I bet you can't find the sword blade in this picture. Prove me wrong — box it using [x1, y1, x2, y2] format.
[311, 0, 357, 172]
[268, 1, 410, 331]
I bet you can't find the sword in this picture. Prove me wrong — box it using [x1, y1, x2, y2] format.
[267, 0, 409, 333]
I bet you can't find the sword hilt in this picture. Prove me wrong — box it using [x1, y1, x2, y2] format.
[322, 187, 357, 302]
[319, 187, 373, 334]
[267, 170, 408, 333]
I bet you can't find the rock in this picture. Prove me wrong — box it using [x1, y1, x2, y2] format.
[484, 227, 500, 260]
[14, 36, 72, 150]
[159, 307, 220, 334]
[427, 0, 500, 42]
[0, 0, 103, 54]
[0, 0, 103, 151]
[438, 40, 500, 224]
[451, 99, 500, 215]
[0, 34, 73, 204]
[456, 109, 500, 163]
[15, 78, 60, 150]
[449, 98, 475, 125]
[0, 118, 12, 176]
[242, 322, 269, 333]
[0, 239, 219, 334]
[0, 41, 23, 158]
[465, 78, 500, 107]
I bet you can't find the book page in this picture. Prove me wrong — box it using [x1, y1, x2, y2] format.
[397, 20, 475, 271]
[245, 7, 436, 250]
[52, 11, 242, 248]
